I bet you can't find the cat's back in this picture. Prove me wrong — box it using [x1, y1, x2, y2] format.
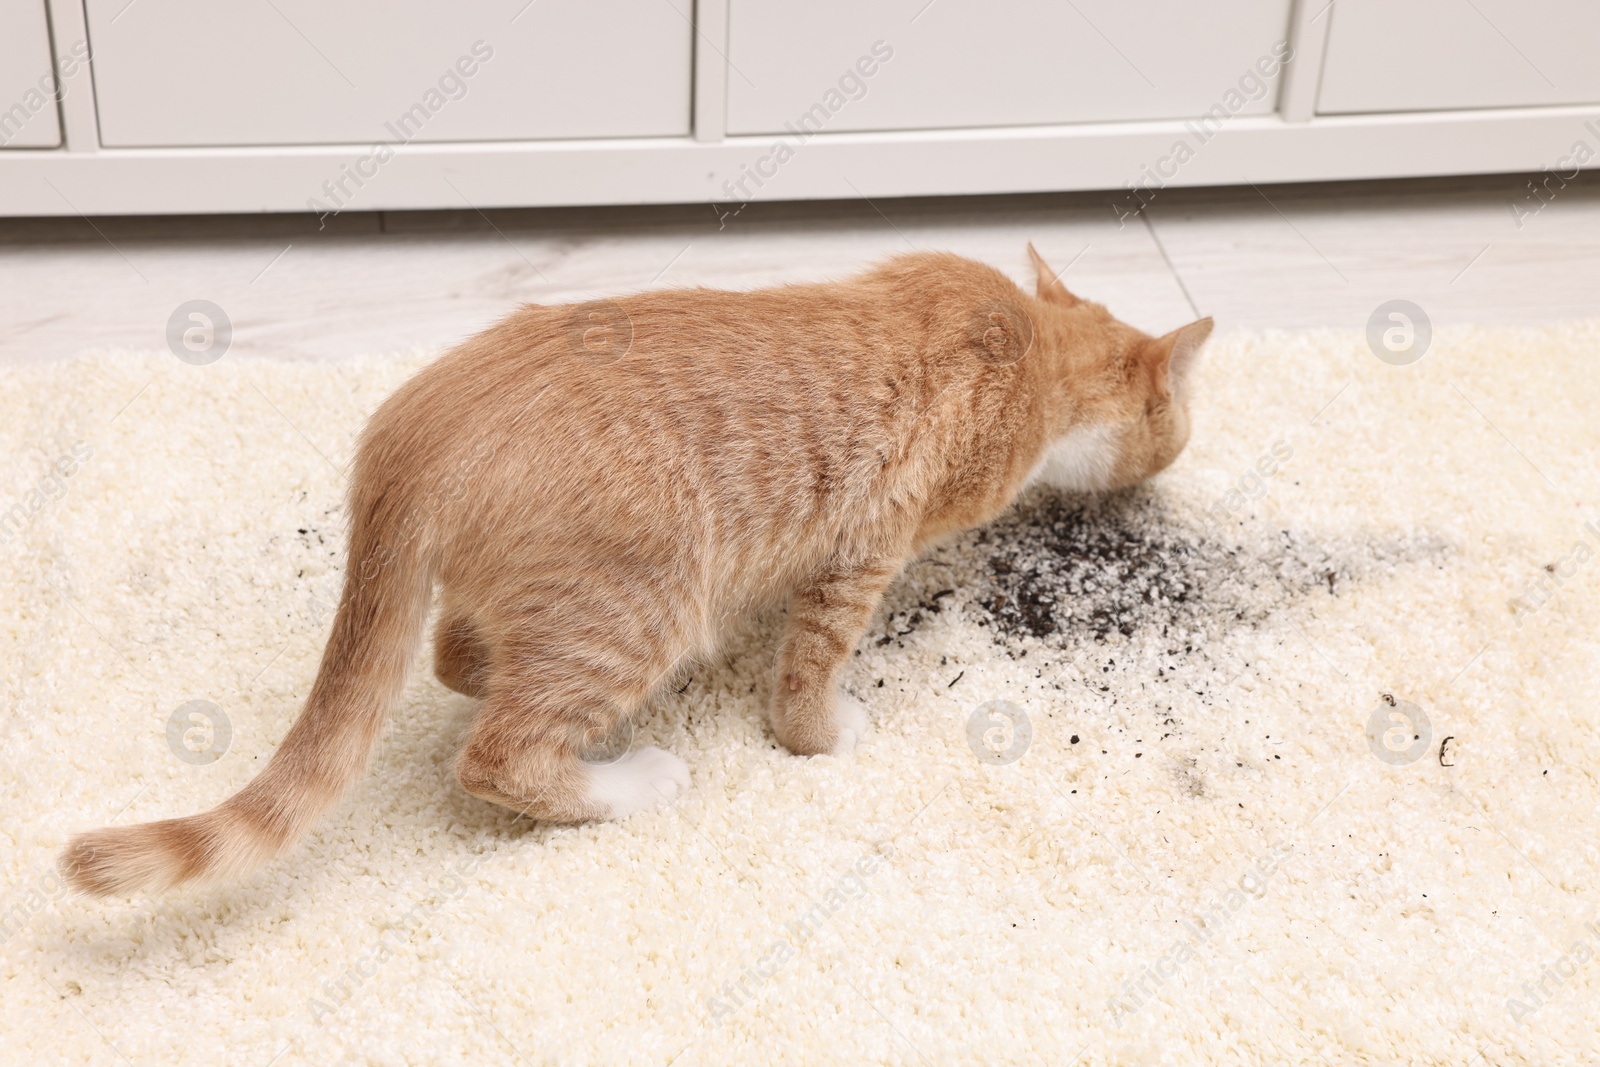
[353, 252, 1035, 578]
[457, 249, 1020, 389]
[367, 251, 1027, 499]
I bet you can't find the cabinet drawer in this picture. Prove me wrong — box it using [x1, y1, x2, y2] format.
[726, 0, 1293, 135]
[0, 1, 62, 149]
[85, 0, 692, 147]
[1318, 0, 1600, 114]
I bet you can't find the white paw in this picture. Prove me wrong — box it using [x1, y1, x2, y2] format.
[584, 746, 690, 819]
[830, 690, 869, 756]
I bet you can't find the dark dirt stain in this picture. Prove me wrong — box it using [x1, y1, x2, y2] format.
[965, 490, 1447, 650]
[1171, 757, 1207, 797]
[874, 489, 1453, 779]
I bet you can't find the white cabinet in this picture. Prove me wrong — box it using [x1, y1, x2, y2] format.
[84, 0, 693, 147]
[4, 0, 1600, 215]
[0, 1, 62, 149]
[725, 0, 1293, 135]
[1318, 0, 1600, 114]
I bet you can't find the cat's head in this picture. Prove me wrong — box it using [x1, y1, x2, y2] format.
[1022, 243, 1212, 493]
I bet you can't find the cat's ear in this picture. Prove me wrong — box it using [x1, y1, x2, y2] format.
[1026, 242, 1081, 307]
[1145, 317, 1213, 394]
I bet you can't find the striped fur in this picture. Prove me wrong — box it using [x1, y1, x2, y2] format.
[60, 246, 1211, 895]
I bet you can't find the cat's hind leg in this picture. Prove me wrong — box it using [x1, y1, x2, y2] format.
[454, 612, 690, 822]
[433, 611, 490, 699]
[770, 554, 903, 756]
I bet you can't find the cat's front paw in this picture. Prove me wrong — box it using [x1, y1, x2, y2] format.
[772, 679, 868, 757]
[828, 690, 868, 756]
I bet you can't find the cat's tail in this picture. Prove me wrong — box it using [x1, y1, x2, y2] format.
[58, 472, 435, 896]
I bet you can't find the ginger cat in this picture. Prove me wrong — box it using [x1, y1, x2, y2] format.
[61, 245, 1210, 895]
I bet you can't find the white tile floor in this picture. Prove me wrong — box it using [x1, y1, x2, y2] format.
[1, 172, 1597, 365]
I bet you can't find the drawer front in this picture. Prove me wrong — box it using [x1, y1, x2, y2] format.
[1318, 0, 1600, 114]
[0, 2, 63, 149]
[726, 0, 1294, 136]
[86, 0, 692, 147]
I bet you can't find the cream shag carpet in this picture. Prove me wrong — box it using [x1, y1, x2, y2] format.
[3, 322, 1599, 1067]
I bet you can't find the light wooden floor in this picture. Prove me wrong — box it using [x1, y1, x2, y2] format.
[1, 172, 1597, 364]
